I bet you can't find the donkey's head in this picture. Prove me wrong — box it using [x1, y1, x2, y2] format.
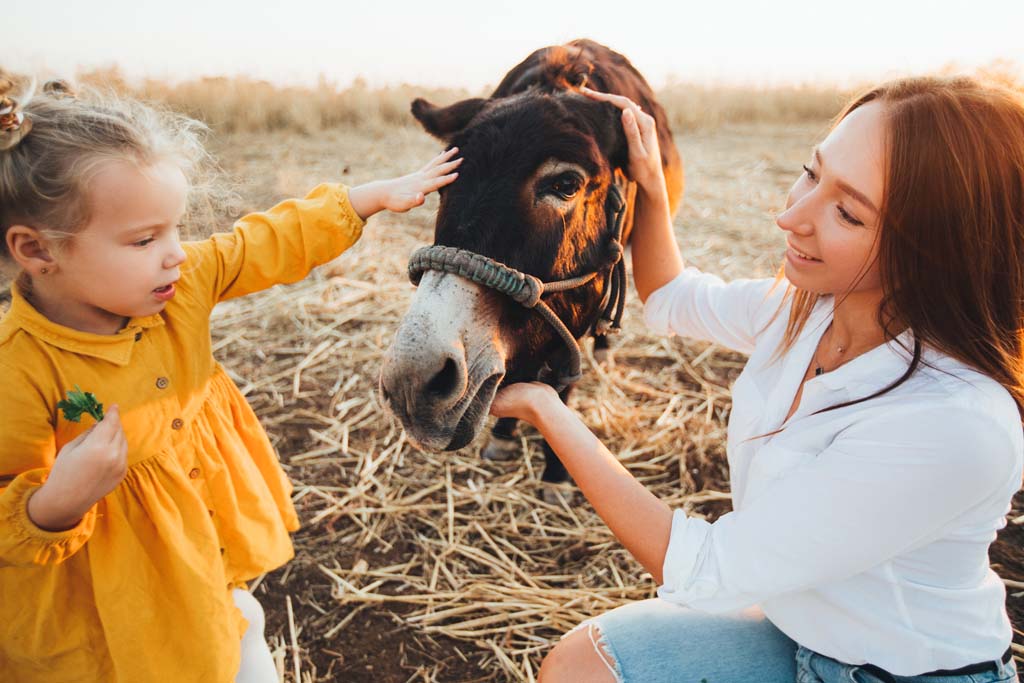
[380, 91, 630, 451]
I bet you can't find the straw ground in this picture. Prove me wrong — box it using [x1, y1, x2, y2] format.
[196, 116, 1023, 681]
[2, 77, 1021, 681]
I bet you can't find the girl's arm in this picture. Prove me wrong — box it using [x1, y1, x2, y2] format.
[184, 149, 461, 307]
[348, 147, 461, 219]
[0, 366, 124, 567]
[492, 382, 673, 582]
[581, 87, 683, 302]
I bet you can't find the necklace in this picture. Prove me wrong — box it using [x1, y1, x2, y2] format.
[812, 325, 846, 376]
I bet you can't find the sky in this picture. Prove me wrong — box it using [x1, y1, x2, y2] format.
[8, 1, 1024, 90]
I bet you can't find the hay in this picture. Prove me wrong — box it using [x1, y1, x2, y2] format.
[2, 113, 1019, 680]
[203, 164, 754, 679]
[199, 120, 1022, 680]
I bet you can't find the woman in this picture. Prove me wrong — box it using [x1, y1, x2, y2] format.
[490, 77, 1023, 682]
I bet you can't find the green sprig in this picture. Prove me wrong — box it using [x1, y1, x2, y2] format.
[56, 385, 105, 423]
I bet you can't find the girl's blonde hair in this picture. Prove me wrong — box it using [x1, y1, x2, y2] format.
[0, 71, 222, 271]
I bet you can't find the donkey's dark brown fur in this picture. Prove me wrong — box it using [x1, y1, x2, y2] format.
[407, 39, 684, 484]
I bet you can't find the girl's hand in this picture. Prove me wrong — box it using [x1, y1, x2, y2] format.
[489, 382, 562, 424]
[580, 86, 666, 196]
[27, 405, 128, 531]
[348, 147, 462, 218]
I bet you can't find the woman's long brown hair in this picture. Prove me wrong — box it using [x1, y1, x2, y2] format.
[776, 76, 1024, 419]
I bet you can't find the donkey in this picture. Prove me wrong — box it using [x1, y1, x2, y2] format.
[380, 39, 683, 491]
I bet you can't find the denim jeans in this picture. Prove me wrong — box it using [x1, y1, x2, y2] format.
[575, 599, 1018, 683]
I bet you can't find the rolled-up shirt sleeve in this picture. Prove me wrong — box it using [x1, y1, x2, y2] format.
[657, 404, 1022, 612]
[643, 267, 785, 354]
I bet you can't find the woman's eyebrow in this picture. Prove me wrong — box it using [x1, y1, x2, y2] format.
[814, 148, 879, 215]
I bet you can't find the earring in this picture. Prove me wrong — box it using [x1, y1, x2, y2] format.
[39, 267, 49, 274]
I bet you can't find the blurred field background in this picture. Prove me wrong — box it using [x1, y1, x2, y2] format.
[5, 67, 1023, 681]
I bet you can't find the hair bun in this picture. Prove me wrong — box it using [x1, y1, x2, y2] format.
[43, 79, 76, 98]
[0, 71, 35, 151]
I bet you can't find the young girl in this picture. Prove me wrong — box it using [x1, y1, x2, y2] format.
[0, 77, 460, 682]
[491, 77, 1024, 682]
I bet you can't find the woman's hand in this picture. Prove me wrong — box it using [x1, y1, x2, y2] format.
[349, 147, 462, 218]
[580, 86, 666, 198]
[581, 86, 681, 302]
[27, 405, 128, 531]
[489, 382, 563, 425]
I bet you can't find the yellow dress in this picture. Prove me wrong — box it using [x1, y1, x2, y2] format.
[0, 184, 364, 682]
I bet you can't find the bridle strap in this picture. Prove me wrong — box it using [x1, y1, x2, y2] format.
[408, 180, 628, 390]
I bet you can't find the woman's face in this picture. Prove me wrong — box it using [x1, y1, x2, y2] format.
[777, 101, 887, 296]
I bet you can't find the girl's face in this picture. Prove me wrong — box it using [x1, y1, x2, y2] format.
[48, 158, 188, 334]
[776, 101, 887, 296]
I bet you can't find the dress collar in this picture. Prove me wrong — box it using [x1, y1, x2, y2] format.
[0, 283, 165, 366]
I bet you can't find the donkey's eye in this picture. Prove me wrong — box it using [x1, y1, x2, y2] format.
[547, 173, 583, 200]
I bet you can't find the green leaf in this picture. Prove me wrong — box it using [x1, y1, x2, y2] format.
[57, 385, 105, 423]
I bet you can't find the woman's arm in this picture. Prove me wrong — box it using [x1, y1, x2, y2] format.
[495, 384, 1020, 610]
[581, 87, 683, 302]
[493, 382, 674, 581]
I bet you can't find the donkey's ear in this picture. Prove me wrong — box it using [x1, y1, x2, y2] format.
[569, 96, 630, 178]
[411, 97, 488, 140]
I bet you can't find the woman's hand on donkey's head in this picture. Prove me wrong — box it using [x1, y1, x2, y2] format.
[580, 86, 665, 196]
[381, 146, 463, 213]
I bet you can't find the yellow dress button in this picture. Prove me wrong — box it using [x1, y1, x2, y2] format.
[188, 467, 200, 479]
[134, 332, 142, 342]
[208, 509, 214, 517]
[171, 418, 184, 430]
[156, 377, 169, 389]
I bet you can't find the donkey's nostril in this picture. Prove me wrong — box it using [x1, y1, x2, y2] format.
[426, 357, 461, 399]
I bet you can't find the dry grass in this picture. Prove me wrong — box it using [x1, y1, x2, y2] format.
[2, 68, 1022, 680]
[186, 120, 1021, 681]
[206, 230, 744, 682]
[76, 66, 852, 135]
[71, 60, 1022, 138]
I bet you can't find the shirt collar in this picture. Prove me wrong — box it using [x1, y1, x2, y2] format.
[1, 283, 165, 366]
[805, 296, 918, 396]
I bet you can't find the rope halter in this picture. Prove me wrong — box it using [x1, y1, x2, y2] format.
[408, 180, 628, 390]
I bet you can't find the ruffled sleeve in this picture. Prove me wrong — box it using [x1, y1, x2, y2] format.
[0, 360, 97, 567]
[182, 183, 365, 308]
[0, 468, 98, 566]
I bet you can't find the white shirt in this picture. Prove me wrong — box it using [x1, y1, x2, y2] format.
[644, 267, 1023, 675]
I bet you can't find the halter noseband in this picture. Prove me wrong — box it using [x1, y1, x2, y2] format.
[408, 180, 628, 391]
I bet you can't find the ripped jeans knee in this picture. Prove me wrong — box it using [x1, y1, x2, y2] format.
[563, 619, 623, 682]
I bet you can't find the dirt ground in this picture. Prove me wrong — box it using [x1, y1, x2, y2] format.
[202, 119, 1024, 682]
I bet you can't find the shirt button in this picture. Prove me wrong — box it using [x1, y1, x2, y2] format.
[134, 332, 143, 342]
[188, 467, 200, 479]
[155, 377, 169, 389]
[171, 418, 184, 430]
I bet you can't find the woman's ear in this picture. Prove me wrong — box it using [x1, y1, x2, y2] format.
[6, 225, 57, 275]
